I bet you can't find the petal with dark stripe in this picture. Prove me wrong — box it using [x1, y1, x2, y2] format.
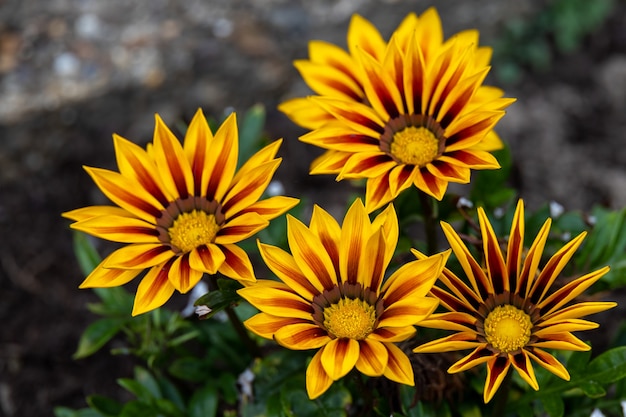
[510, 351, 539, 391]
[382, 252, 447, 305]
[484, 356, 511, 403]
[244, 313, 309, 339]
[287, 215, 338, 290]
[169, 253, 204, 294]
[183, 109, 213, 196]
[309, 205, 342, 277]
[71, 216, 159, 243]
[221, 160, 281, 217]
[204, 113, 238, 201]
[320, 338, 359, 380]
[218, 243, 256, 282]
[526, 348, 570, 381]
[369, 325, 416, 343]
[528, 232, 587, 304]
[415, 333, 483, 355]
[306, 349, 334, 399]
[79, 258, 141, 288]
[104, 244, 173, 270]
[85, 167, 163, 223]
[356, 339, 388, 377]
[62, 205, 133, 222]
[274, 322, 331, 350]
[339, 199, 370, 285]
[132, 262, 176, 316]
[152, 114, 194, 200]
[215, 212, 269, 244]
[295, 60, 363, 101]
[382, 342, 414, 385]
[258, 242, 319, 299]
[237, 280, 312, 319]
[377, 296, 439, 328]
[478, 207, 508, 294]
[188, 243, 226, 275]
[237, 196, 300, 222]
[113, 134, 171, 205]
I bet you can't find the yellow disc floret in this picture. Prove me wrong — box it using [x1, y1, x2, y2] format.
[168, 210, 220, 253]
[390, 126, 440, 166]
[484, 305, 533, 353]
[323, 298, 376, 340]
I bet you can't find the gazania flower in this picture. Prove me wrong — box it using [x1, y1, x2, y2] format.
[279, 8, 515, 212]
[238, 199, 449, 399]
[63, 109, 298, 315]
[413, 200, 616, 402]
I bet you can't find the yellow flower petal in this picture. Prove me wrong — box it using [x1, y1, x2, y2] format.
[132, 263, 176, 316]
[355, 339, 388, 377]
[274, 322, 331, 350]
[306, 349, 334, 399]
[320, 338, 359, 380]
[382, 342, 414, 386]
[237, 280, 312, 320]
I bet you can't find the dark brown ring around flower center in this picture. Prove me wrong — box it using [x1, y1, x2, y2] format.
[311, 282, 384, 334]
[379, 114, 446, 163]
[155, 196, 226, 249]
[474, 292, 541, 354]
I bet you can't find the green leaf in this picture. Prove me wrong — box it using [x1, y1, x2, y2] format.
[86, 395, 123, 416]
[579, 380, 606, 398]
[540, 394, 564, 417]
[193, 278, 243, 319]
[73, 318, 123, 359]
[72, 231, 102, 276]
[168, 357, 209, 382]
[189, 384, 219, 417]
[586, 346, 626, 384]
[154, 398, 185, 417]
[134, 367, 162, 399]
[89, 287, 134, 316]
[238, 104, 266, 168]
[157, 376, 186, 411]
[117, 378, 154, 403]
[53, 408, 104, 417]
[119, 401, 159, 417]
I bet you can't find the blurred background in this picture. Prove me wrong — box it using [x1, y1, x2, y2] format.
[1, 0, 625, 415]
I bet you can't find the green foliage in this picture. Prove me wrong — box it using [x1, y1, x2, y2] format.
[493, 0, 615, 84]
[62, 97, 626, 417]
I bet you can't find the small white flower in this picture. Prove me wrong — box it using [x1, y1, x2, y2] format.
[590, 408, 606, 417]
[549, 201, 564, 218]
[182, 281, 209, 317]
[457, 197, 473, 209]
[194, 305, 212, 317]
[238, 368, 255, 400]
[267, 180, 285, 197]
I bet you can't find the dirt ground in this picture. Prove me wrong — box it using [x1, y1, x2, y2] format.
[1, 1, 625, 415]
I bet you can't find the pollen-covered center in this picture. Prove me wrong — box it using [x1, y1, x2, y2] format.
[168, 210, 219, 253]
[390, 126, 440, 167]
[323, 298, 376, 340]
[484, 304, 533, 353]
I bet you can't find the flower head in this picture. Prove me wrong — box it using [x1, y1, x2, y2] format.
[64, 109, 298, 315]
[238, 199, 449, 399]
[414, 200, 616, 402]
[280, 8, 515, 212]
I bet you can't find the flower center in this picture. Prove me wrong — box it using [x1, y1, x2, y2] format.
[390, 126, 440, 166]
[483, 305, 533, 353]
[168, 210, 220, 253]
[323, 298, 376, 340]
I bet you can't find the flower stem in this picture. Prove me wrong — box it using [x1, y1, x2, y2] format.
[207, 274, 260, 358]
[225, 304, 261, 358]
[419, 191, 438, 254]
